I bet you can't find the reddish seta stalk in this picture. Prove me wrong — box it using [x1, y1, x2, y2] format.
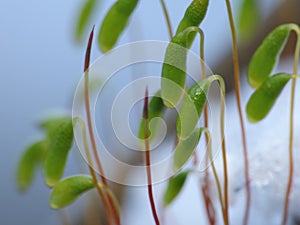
[84, 27, 120, 225]
[144, 87, 161, 225]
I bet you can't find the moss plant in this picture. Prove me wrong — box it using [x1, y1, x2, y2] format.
[16, 1, 300, 225]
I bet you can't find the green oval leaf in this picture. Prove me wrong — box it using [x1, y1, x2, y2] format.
[39, 116, 71, 138]
[176, 0, 209, 47]
[138, 91, 166, 140]
[50, 175, 95, 209]
[174, 128, 203, 171]
[16, 141, 47, 191]
[246, 73, 291, 122]
[164, 171, 189, 206]
[176, 76, 214, 139]
[247, 24, 294, 89]
[75, 0, 97, 42]
[238, 0, 260, 41]
[44, 119, 74, 187]
[98, 0, 139, 52]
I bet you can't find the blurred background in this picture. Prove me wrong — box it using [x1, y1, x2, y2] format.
[1, 0, 299, 224]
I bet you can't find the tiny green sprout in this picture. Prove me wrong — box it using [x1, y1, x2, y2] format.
[163, 171, 189, 206]
[75, 0, 97, 42]
[176, 0, 209, 48]
[176, 75, 223, 139]
[39, 116, 72, 139]
[247, 24, 296, 89]
[50, 175, 94, 209]
[16, 141, 47, 191]
[246, 73, 291, 122]
[238, 0, 259, 41]
[98, 0, 139, 52]
[138, 91, 166, 141]
[174, 128, 203, 172]
[161, 27, 205, 108]
[44, 118, 74, 187]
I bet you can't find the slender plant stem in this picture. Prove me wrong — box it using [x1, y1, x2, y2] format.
[198, 28, 216, 225]
[203, 129, 225, 223]
[224, 1, 250, 224]
[144, 88, 161, 225]
[159, 0, 173, 39]
[214, 75, 229, 225]
[181, 27, 217, 225]
[281, 27, 300, 225]
[84, 27, 120, 225]
[73, 118, 114, 225]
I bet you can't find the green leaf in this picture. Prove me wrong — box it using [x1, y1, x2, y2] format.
[176, 77, 212, 139]
[238, 0, 260, 41]
[174, 128, 203, 171]
[246, 73, 291, 122]
[44, 119, 74, 187]
[16, 141, 47, 191]
[75, 0, 97, 42]
[98, 0, 139, 52]
[39, 116, 71, 138]
[247, 24, 294, 89]
[161, 0, 209, 108]
[176, 0, 209, 48]
[50, 175, 120, 213]
[138, 91, 166, 140]
[50, 175, 95, 209]
[164, 171, 189, 206]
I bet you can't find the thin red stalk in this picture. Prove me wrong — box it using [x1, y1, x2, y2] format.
[144, 88, 161, 225]
[224, 1, 251, 224]
[84, 27, 120, 225]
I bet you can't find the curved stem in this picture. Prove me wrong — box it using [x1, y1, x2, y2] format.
[144, 88, 161, 225]
[73, 118, 114, 225]
[159, 0, 173, 39]
[84, 27, 120, 225]
[281, 27, 300, 225]
[202, 129, 224, 212]
[214, 75, 229, 225]
[224, 1, 250, 224]
[181, 27, 217, 225]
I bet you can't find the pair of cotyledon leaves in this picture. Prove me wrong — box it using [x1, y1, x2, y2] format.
[246, 23, 300, 122]
[17, 116, 119, 210]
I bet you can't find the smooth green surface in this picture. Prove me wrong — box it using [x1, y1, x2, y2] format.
[98, 0, 139, 52]
[247, 24, 293, 89]
[50, 175, 95, 209]
[138, 91, 166, 140]
[174, 128, 203, 171]
[161, 34, 188, 108]
[176, 78, 210, 139]
[238, 0, 259, 41]
[44, 119, 74, 187]
[75, 0, 97, 42]
[39, 116, 71, 138]
[164, 171, 189, 206]
[246, 73, 291, 122]
[16, 141, 47, 191]
[161, 0, 209, 108]
[176, 0, 209, 47]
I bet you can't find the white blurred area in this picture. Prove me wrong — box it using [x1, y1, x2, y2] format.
[1, 0, 297, 225]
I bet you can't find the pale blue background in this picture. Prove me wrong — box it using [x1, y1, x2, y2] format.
[0, 0, 279, 224]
